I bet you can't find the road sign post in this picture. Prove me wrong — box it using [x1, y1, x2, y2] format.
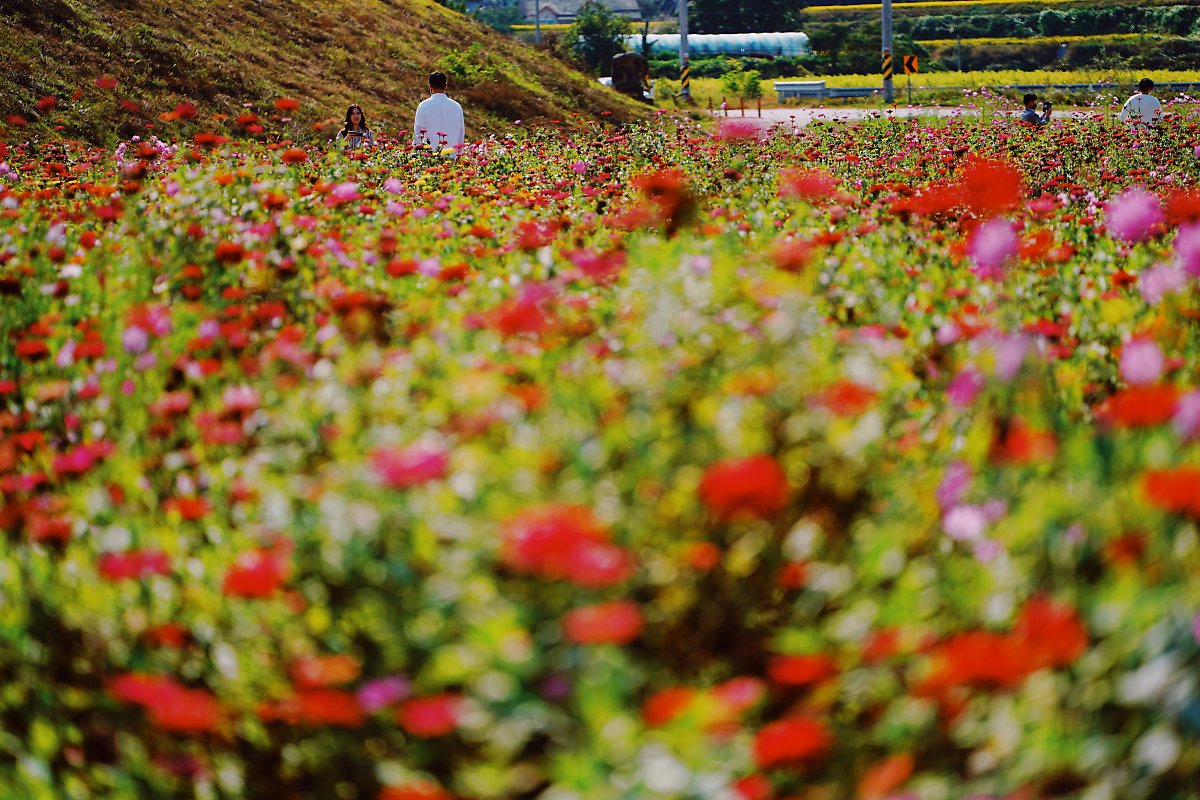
[882, 0, 894, 103]
[679, 0, 690, 102]
[882, 50, 894, 103]
[903, 55, 918, 104]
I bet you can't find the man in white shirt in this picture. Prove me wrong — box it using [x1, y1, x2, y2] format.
[1119, 78, 1163, 126]
[413, 71, 465, 157]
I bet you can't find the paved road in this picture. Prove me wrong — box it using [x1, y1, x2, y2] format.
[710, 105, 1102, 128]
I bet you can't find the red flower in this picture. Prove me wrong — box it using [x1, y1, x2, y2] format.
[778, 168, 838, 202]
[174, 102, 198, 120]
[1143, 467, 1200, 517]
[397, 694, 460, 737]
[379, 781, 454, 800]
[223, 547, 291, 598]
[98, 549, 170, 581]
[1102, 385, 1180, 428]
[281, 147, 308, 165]
[698, 455, 789, 522]
[214, 240, 245, 264]
[767, 653, 838, 687]
[275, 97, 300, 113]
[96, 74, 118, 90]
[1014, 595, 1087, 669]
[632, 168, 695, 234]
[502, 504, 634, 587]
[989, 418, 1057, 464]
[563, 601, 643, 645]
[819, 380, 877, 417]
[148, 687, 223, 733]
[711, 676, 766, 716]
[770, 237, 812, 273]
[108, 673, 221, 734]
[488, 284, 557, 338]
[931, 631, 1030, 690]
[164, 496, 210, 521]
[957, 156, 1025, 217]
[642, 687, 697, 726]
[733, 774, 772, 800]
[15, 340, 50, 362]
[35, 96, 57, 112]
[370, 442, 450, 488]
[291, 655, 361, 689]
[296, 689, 365, 727]
[753, 716, 833, 770]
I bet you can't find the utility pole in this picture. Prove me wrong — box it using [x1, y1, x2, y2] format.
[534, 0, 542, 44]
[882, 0, 894, 103]
[679, 0, 690, 102]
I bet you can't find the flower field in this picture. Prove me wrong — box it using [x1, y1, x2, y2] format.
[3, 107, 1200, 799]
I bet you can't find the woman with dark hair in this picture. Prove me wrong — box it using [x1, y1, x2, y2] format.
[335, 104, 375, 149]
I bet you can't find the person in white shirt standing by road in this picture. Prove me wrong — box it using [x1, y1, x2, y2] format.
[413, 71, 465, 157]
[1119, 78, 1163, 126]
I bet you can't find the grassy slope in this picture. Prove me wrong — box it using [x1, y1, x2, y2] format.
[1, 0, 651, 144]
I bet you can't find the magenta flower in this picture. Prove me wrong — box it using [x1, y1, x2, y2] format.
[968, 218, 1018, 279]
[947, 367, 985, 407]
[936, 461, 972, 510]
[1105, 188, 1164, 243]
[1120, 338, 1164, 386]
[357, 676, 411, 713]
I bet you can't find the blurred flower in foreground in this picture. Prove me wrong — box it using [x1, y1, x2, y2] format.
[1106, 188, 1164, 243]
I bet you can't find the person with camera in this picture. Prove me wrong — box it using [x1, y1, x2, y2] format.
[1119, 78, 1162, 126]
[1020, 93, 1051, 126]
[335, 104, 375, 150]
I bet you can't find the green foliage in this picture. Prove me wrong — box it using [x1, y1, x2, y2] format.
[720, 66, 745, 97]
[474, 3, 524, 33]
[689, 0, 806, 33]
[437, 42, 501, 86]
[566, 0, 632, 74]
[742, 69, 763, 98]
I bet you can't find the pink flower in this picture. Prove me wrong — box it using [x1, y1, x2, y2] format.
[1105, 188, 1164, 243]
[1139, 264, 1187, 304]
[1173, 223, 1200, 276]
[968, 218, 1018, 279]
[1120, 338, 1164, 386]
[570, 161, 587, 174]
[122, 325, 149, 354]
[371, 442, 450, 488]
[1172, 390, 1200, 441]
[944, 504, 987, 541]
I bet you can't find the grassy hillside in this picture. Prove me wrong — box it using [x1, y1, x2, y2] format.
[1, 0, 652, 144]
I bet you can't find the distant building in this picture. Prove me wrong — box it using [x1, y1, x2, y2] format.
[519, 0, 643, 24]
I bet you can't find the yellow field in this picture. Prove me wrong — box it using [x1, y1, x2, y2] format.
[809, 0, 1083, 11]
[652, 68, 1200, 107]
[919, 33, 1178, 47]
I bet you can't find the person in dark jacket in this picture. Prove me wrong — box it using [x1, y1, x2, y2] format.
[1019, 93, 1051, 126]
